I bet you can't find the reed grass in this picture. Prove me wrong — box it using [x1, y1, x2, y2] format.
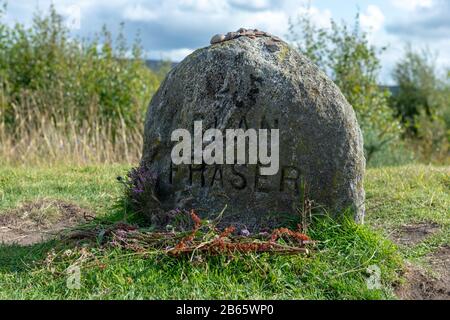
[0, 86, 145, 166]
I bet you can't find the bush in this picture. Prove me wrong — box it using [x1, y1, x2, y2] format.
[288, 12, 402, 165]
[390, 47, 449, 164]
[410, 110, 449, 164]
[0, 4, 163, 128]
[0, 3, 167, 164]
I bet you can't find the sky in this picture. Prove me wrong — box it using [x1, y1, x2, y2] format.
[2, 0, 449, 84]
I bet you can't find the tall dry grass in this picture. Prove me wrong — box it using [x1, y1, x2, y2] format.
[0, 116, 143, 166]
[0, 89, 144, 166]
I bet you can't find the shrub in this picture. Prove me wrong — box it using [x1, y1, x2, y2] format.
[288, 12, 402, 165]
[390, 47, 449, 164]
[0, 3, 166, 164]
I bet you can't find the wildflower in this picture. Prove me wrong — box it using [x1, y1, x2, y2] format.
[132, 188, 144, 194]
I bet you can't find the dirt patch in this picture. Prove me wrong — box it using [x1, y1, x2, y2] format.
[0, 199, 94, 246]
[391, 222, 441, 246]
[396, 246, 450, 300]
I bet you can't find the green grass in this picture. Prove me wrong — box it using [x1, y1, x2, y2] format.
[365, 165, 450, 261]
[0, 164, 448, 300]
[365, 165, 449, 227]
[0, 164, 129, 215]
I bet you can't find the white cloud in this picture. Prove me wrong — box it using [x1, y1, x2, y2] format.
[391, 0, 434, 11]
[123, 4, 158, 22]
[178, 0, 227, 13]
[234, 10, 289, 36]
[360, 5, 385, 32]
[147, 48, 195, 62]
[294, 6, 333, 29]
[229, 0, 272, 11]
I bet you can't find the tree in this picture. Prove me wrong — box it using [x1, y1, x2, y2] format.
[390, 46, 449, 163]
[288, 11, 401, 164]
[390, 46, 446, 134]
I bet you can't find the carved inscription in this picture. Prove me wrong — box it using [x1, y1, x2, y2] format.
[169, 163, 302, 195]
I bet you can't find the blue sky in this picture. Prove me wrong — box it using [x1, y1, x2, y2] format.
[2, 0, 449, 84]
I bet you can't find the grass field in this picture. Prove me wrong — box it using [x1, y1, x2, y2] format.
[0, 165, 448, 300]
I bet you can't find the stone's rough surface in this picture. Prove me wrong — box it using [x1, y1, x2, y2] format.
[142, 33, 366, 230]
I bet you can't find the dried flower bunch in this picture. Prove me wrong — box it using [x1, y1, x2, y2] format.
[68, 210, 313, 257]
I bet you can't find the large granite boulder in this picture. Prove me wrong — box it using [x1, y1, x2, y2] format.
[140, 30, 366, 230]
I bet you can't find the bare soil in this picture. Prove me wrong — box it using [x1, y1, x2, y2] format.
[396, 246, 450, 300]
[391, 222, 441, 246]
[0, 199, 94, 246]
[390, 222, 449, 300]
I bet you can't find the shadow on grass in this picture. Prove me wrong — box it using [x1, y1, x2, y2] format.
[0, 240, 58, 273]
